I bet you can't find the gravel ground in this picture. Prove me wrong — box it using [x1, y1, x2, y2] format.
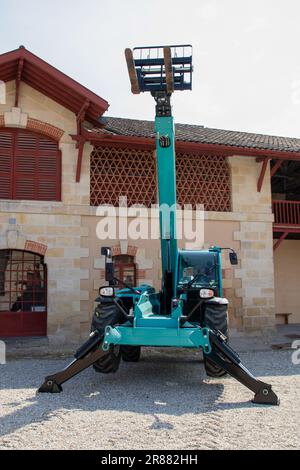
[0, 348, 299, 450]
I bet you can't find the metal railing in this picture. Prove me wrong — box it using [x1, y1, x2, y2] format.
[273, 200, 300, 226]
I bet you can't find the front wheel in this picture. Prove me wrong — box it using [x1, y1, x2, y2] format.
[91, 297, 124, 374]
[93, 345, 121, 373]
[121, 345, 141, 362]
[202, 298, 228, 378]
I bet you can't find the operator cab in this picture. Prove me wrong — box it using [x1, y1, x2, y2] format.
[177, 250, 220, 297]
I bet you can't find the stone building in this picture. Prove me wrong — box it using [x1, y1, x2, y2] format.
[0, 46, 299, 342]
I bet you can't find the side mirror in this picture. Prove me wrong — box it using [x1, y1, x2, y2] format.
[229, 251, 238, 265]
[101, 247, 112, 258]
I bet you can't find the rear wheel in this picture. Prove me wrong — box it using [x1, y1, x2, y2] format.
[93, 345, 121, 373]
[203, 300, 228, 377]
[121, 345, 141, 362]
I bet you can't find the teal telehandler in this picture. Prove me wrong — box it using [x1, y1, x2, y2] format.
[39, 45, 279, 405]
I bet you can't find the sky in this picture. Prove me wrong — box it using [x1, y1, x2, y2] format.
[1, 0, 300, 138]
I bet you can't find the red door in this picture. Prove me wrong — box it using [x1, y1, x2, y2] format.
[0, 250, 47, 337]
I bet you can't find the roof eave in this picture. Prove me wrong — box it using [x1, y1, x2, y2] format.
[0, 46, 109, 119]
[76, 129, 300, 160]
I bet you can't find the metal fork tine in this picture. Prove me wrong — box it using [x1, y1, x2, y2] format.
[124, 48, 140, 95]
[163, 47, 174, 94]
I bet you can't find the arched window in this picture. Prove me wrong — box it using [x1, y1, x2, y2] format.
[0, 128, 61, 201]
[113, 254, 136, 288]
[0, 249, 47, 337]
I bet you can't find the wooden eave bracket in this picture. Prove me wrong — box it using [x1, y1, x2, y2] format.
[15, 58, 24, 107]
[273, 231, 288, 251]
[75, 99, 90, 182]
[76, 99, 90, 135]
[256, 157, 270, 192]
[256, 157, 285, 192]
[270, 159, 284, 178]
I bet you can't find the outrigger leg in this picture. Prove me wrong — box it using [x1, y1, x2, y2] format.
[38, 331, 106, 393]
[38, 327, 279, 405]
[204, 330, 280, 405]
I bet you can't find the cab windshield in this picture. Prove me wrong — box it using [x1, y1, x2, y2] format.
[178, 251, 218, 287]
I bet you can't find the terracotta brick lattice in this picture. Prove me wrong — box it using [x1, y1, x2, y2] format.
[90, 146, 231, 211]
[176, 153, 231, 211]
[90, 146, 157, 207]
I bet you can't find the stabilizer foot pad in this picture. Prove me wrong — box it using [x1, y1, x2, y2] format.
[252, 386, 280, 405]
[38, 378, 63, 393]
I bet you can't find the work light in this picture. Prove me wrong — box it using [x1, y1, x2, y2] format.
[99, 286, 115, 297]
[199, 288, 214, 299]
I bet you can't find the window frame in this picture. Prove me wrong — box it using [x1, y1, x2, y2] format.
[0, 249, 48, 337]
[113, 254, 137, 288]
[0, 128, 61, 202]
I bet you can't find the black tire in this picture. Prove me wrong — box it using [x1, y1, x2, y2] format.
[202, 300, 228, 378]
[203, 356, 227, 378]
[90, 297, 124, 374]
[93, 345, 121, 374]
[121, 345, 141, 362]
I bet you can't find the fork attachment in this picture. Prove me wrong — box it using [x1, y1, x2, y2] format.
[205, 330, 280, 405]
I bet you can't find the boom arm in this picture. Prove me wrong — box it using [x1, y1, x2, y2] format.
[125, 46, 193, 311]
[154, 93, 178, 310]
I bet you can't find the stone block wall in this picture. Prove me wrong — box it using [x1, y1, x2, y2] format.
[0, 207, 90, 342]
[0, 80, 278, 340]
[233, 221, 275, 333]
[230, 156, 276, 334]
